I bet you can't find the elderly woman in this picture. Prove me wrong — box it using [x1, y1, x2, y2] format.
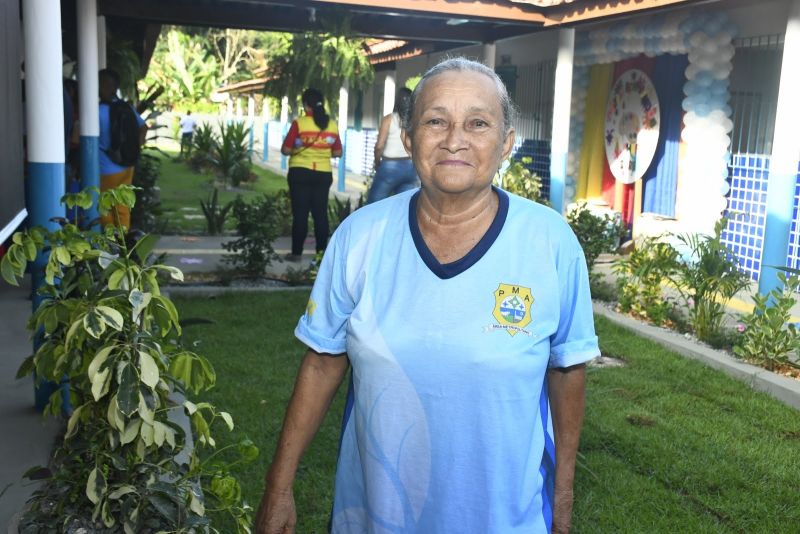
[256, 58, 599, 534]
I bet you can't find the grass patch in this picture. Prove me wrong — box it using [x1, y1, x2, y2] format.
[176, 294, 800, 533]
[155, 149, 286, 234]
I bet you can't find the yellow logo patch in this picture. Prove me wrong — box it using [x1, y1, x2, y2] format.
[306, 298, 317, 317]
[491, 284, 534, 336]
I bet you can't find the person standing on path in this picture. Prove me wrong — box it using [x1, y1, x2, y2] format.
[367, 87, 420, 203]
[98, 68, 147, 228]
[281, 88, 342, 262]
[179, 110, 197, 159]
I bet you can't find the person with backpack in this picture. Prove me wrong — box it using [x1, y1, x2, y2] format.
[98, 68, 147, 228]
[280, 88, 342, 262]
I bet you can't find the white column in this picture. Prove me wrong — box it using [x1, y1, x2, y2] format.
[97, 15, 106, 69]
[758, 0, 800, 297]
[226, 97, 234, 119]
[78, 0, 99, 137]
[280, 96, 289, 124]
[77, 0, 100, 220]
[337, 82, 350, 192]
[483, 42, 497, 69]
[548, 28, 575, 214]
[235, 97, 243, 120]
[24, 0, 65, 165]
[382, 71, 396, 117]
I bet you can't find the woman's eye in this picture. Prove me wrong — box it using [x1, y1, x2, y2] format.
[469, 119, 489, 129]
[425, 118, 446, 128]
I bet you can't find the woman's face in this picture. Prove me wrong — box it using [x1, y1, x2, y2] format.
[402, 70, 515, 197]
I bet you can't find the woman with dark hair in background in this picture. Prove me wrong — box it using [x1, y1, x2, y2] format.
[367, 87, 419, 203]
[281, 88, 342, 262]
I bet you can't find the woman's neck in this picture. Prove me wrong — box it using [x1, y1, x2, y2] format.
[416, 186, 498, 264]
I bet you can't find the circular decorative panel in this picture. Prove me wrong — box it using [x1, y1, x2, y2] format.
[604, 69, 660, 184]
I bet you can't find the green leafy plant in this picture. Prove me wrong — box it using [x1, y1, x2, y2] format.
[734, 272, 800, 372]
[566, 202, 624, 276]
[671, 218, 751, 343]
[223, 194, 282, 276]
[200, 188, 234, 236]
[131, 150, 163, 233]
[189, 123, 218, 172]
[272, 189, 294, 236]
[1, 186, 256, 533]
[500, 157, 547, 204]
[284, 251, 324, 286]
[328, 196, 355, 233]
[214, 121, 252, 187]
[613, 239, 679, 326]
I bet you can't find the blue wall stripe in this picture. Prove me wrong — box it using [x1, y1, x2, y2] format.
[79, 135, 99, 224]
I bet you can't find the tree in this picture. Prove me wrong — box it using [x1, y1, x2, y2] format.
[142, 27, 219, 108]
[264, 18, 374, 110]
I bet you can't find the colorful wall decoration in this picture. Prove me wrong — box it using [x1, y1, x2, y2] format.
[568, 10, 738, 236]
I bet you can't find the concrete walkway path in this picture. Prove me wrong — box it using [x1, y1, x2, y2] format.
[0, 279, 61, 531]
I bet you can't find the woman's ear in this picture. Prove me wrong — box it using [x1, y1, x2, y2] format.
[501, 128, 516, 161]
[401, 129, 413, 158]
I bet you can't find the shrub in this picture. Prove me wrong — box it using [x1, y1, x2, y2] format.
[671, 218, 750, 343]
[131, 150, 162, 233]
[328, 196, 354, 233]
[500, 157, 547, 204]
[734, 272, 800, 372]
[200, 187, 233, 236]
[223, 194, 282, 275]
[613, 239, 679, 326]
[1, 187, 255, 533]
[189, 123, 217, 172]
[214, 121, 252, 187]
[566, 202, 624, 276]
[272, 189, 293, 236]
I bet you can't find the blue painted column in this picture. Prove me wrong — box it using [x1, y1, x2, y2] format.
[280, 122, 289, 170]
[758, 0, 800, 298]
[78, 0, 100, 225]
[262, 121, 269, 163]
[23, 0, 67, 411]
[548, 28, 575, 214]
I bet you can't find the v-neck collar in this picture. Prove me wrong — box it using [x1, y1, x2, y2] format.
[408, 186, 509, 280]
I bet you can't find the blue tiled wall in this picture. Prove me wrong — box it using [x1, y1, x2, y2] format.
[721, 154, 800, 281]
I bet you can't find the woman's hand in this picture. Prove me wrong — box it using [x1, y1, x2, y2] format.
[255, 487, 297, 534]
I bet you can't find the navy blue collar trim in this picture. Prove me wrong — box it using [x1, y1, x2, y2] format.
[409, 186, 509, 280]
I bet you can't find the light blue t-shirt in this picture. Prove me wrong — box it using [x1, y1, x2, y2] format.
[296, 188, 599, 534]
[99, 101, 145, 175]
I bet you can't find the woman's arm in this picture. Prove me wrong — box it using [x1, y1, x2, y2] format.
[255, 349, 350, 534]
[372, 113, 392, 169]
[281, 121, 300, 156]
[547, 363, 587, 534]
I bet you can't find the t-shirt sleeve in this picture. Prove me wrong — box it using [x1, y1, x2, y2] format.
[294, 228, 353, 355]
[131, 104, 145, 127]
[549, 234, 600, 368]
[282, 120, 300, 150]
[331, 132, 342, 152]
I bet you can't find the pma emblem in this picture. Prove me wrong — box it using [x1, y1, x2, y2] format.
[492, 284, 533, 336]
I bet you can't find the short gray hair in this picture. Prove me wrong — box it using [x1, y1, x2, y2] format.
[401, 57, 517, 136]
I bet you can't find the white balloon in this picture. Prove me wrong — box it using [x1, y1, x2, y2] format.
[686, 64, 700, 79]
[689, 32, 706, 48]
[720, 181, 731, 196]
[713, 63, 732, 79]
[722, 118, 733, 133]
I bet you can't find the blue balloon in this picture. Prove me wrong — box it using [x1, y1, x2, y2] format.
[723, 105, 733, 116]
[682, 97, 694, 112]
[695, 103, 712, 116]
[684, 80, 702, 96]
[695, 71, 714, 87]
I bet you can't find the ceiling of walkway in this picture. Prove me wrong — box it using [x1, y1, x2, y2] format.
[97, 0, 703, 45]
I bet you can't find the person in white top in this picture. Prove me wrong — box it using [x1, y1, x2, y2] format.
[367, 88, 420, 203]
[179, 111, 197, 158]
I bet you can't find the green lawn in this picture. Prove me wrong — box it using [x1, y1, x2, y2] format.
[154, 149, 287, 234]
[176, 293, 800, 533]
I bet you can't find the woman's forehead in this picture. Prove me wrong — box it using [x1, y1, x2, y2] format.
[416, 71, 502, 112]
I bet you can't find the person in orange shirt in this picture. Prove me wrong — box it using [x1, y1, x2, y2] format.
[281, 88, 342, 262]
